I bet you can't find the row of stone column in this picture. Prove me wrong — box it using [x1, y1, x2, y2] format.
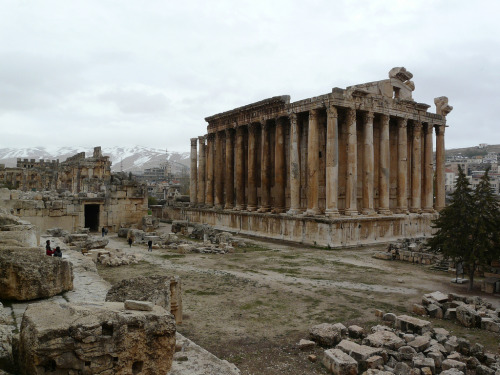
[190, 106, 446, 215]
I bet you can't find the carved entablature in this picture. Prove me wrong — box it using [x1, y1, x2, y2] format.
[434, 96, 453, 117]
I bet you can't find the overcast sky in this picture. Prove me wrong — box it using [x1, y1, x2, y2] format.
[1, 0, 499, 152]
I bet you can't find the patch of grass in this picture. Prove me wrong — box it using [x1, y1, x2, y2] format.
[281, 254, 300, 259]
[185, 289, 218, 296]
[157, 253, 186, 259]
[240, 300, 265, 310]
[265, 267, 301, 276]
[236, 243, 270, 253]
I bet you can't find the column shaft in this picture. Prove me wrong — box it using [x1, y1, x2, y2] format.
[247, 124, 257, 211]
[325, 106, 339, 217]
[397, 118, 408, 213]
[273, 117, 286, 213]
[197, 136, 206, 206]
[422, 123, 434, 212]
[305, 109, 320, 215]
[378, 114, 391, 214]
[235, 126, 245, 210]
[205, 134, 214, 207]
[258, 121, 271, 212]
[189, 138, 197, 206]
[345, 108, 358, 215]
[287, 113, 301, 214]
[224, 128, 234, 209]
[410, 122, 422, 212]
[435, 125, 446, 210]
[214, 132, 224, 208]
[362, 111, 375, 215]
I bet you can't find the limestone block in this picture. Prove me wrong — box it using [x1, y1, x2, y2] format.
[394, 362, 411, 375]
[439, 369, 464, 375]
[395, 315, 431, 334]
[125, 300, 154, 311]
[412, 357, 435, 374]
[18, 301, 176, 375]
[310, 323, 343, 347]
[348, 325, 365, 339]
[444, 308, 456, 320]
[481, 318, 500, 333]
[427, 351, 444, 368]
[476, 364, 495, 375]
[398, 345, 417, 361]
[413, 304, 427, 316]
[427, 304, 443, 319]
[336, 340, 383, 364]
[427, 291, 449, 304]
[363, 331, 405, 350]
[456, 305, 481, 328]
[298, 339, 316, 350]
[322, 348, 358, 375]
[366, 355, 384, 369]
[373, 252, 393, 260]
[442, 359, 466, 372]
[0, 188, 10, 200]
[0, 247, 73, 300]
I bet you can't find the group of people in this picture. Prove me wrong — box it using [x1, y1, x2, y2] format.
[45, 240, 62, 257]
[127, 237, 153, 252]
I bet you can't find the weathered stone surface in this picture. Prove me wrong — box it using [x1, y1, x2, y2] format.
[476, 364, 496, 375]
[310, 323, 342, 347]
[124, 300, 154, 311]
[456, 305, 481, 328]
[396, 315, 432, 334]
[348, 325, 365, 339]
[0, 247, 73, 300]
[427, 304, 443, 319]
[0, 325, 13, 371]
[298, 339, 316, 350]
[398, 346, 418, 361]
[363, 330, 405, 350]
[106, 275, 172, 308]
[481, 318, 500, 333]
[442, 359, 466, 372]
[427, 351, 444, 368]
[439, 369, 464, 375]
[366, 355, 384, 369]
[18, 301, 176, 375]
[408, 336, 431, 352]
[427, 291, 448, 304]
[337, 340, 383, 364]
[0, 212, 38, 247]
[394, 362, 412, 375]
[412, 357, 435, 374]
[413, 304, 427, 316]
[322, 348, 358, 375]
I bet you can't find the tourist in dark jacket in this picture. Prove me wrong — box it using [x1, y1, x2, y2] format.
[45, 240, 54, 256]
[53, 246, 62, 257]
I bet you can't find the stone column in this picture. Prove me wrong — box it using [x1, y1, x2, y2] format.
[410, 122, 422, 213]
[305, 109, 320, 215]
[378, 114, 391, 214]
[362, 111, 375, 215]
[325, 105, 339, 217]
[273, 117, 286, 213]
[247, 124, 258, 211]
[287, 113, 301, 215]
[435, 125, 446, 211]
[214, 131, 224, 209]
[235, 125, 245, 210]
[258, 120, 271, 212]
[197, 136, 206, 206]
[224, 128, 234, 209]
[190, 138, 197, 206]
[205, 134, 215, 207]
[345, 108, 358, 216]
[422, 123, 434, 212]
[397, 117, 408, 213]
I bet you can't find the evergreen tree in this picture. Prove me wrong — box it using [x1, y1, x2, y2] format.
[428, 167, 500, 290]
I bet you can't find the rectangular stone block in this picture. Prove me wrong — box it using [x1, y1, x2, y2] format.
[395, 315, 431, 334]
[323, 348, 358, 375]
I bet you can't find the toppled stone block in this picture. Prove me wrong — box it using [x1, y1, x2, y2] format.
[348, 325, 365, 339]
[322, 348, 358, 375]
[125, 300, 154, 311]
[426, 304, 443, 319]
[0, 247, 73, 300]
[442, 359, 466, 372]
[456, 305, 481, 328]
[439, 369, 464, 375]
[18, 301, 176, 375]
[310, 323, 343, 347]
[412, 357, 435, 374]
[363, 331, 405, 350]
[480, 318, 500, 333]
[337, 340, 383, 365]
[366, 355, 384, 369]
[413, 304, 427, 316]
[395, 315, 431, 335]
[408, 335, 431, 352]
[373, 252, 393, 260]
[298, 339, 316, 350]
[398, 345, 418, 361]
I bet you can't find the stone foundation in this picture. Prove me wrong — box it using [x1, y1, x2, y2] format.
[183, 208, 437, 247]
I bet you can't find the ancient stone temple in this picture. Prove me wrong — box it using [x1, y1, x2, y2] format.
[186, 68, 453, 247]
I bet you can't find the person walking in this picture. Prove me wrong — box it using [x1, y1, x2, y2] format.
[147, 240, 153, 252]
[102, 227, 106, 237]
[128, 237, 133, 248]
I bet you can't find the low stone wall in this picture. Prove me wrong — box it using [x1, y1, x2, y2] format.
[182, 208, 437, 247]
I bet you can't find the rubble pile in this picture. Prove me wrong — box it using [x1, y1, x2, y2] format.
[305, 314, 500, 375]
[412, 291, 500, 333]
[118, 228, 181, 248]
[373, 238, 443, 265]
[63, 231, 109, 251]
[91, 248, 139, 267]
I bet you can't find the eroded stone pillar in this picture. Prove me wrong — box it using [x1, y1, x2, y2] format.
[197, 136, 206, 206]
[235, 125, 245, 210]
[410, 122, 422, 213]
[325, 106, 339, 217]
[362, 111, 375, 215]
[190, 138, 197, 206]
[378, 114, 391, 215]
[345, 108, 358, 216]
[273, 117, 286, 213]
[287, 113, 301, 215]
[205, 134, 214, 207]
[214, 131, 224, 209]
[247, 124, 258, 211]
[397, 117, 408, 213]
[258, 120, 271, 212]
[305, 109, 320, 215]
[422, 123, 434, 212]
[224, 128, 234, 209]
[435, 125, 446, 211]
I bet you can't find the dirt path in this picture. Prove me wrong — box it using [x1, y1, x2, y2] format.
[98, 231, 500, 375]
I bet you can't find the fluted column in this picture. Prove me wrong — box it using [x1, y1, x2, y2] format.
[287, 113, 301, 215]
[362, 111, 375, 215]
[214, 131, 224, 209]
[325, 105, 339, 217]
[345, 108, 358, 216]
[378, 114, 391, 214]
[190, 138, 197, 206]
[273, 117, 286, 213]
[258, 120, 271, 212]
[206, 134, 215, 207]
[197, 136, 206, 206]
[397, 117, 408, 213]
[235, 125, 245, 210]
[410, 122, 422, 212]
[247, 124, 258, 211]
[224, 128, 234, 209]
[422, 123, 434, 212]
[435, 125, 446, 211]
[305, 109, 320, 215]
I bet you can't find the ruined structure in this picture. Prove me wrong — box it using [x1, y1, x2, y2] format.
[187, 68, 453, 247]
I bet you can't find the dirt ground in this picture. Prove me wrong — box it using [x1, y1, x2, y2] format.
[97, 224, 500, 375]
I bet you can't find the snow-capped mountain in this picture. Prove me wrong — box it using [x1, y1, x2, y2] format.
[0, 146, 190, 173]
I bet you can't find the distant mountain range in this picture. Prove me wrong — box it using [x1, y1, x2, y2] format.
[0, 146, 190, 173]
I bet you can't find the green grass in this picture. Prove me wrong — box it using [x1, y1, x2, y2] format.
[157, 253, 186, 259]
[240, 300, 265, 310]
[185, 289, 218, 296]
